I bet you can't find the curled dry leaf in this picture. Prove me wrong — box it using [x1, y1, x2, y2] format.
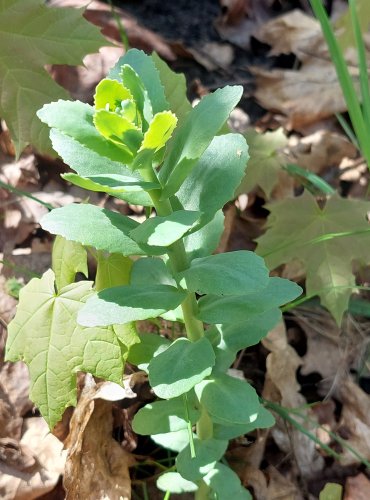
[0, 417, 66, 500]
[263, 321, 324, 477]
[64, 382, 135, 500]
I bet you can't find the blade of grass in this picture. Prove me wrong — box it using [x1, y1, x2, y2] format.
[264, 400, 342, 461]
[0, 179, 54, 210]
[271, 401, 370, 468]
[310, 0, 370, 168]
[284, 163, 335, 195]
[335, 112, 359, 149]
[349, 0, 370, 133]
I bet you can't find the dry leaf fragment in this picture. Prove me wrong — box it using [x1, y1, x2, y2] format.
[344, 473, 370, 500]
[337, 378, 370, 466]
[263, 322, 324, 477]
[0, 418, 66, 500]
[254, 9, 322, 59]
[287, 130, 357, 175]
[251, 65, 349, 130]
[64, 382, 135, 500]
[215, 0, 274, 50]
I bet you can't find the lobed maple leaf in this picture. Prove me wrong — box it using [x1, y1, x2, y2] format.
[0, 0, 109, 156]
[5, 269, 136, 428]
[256, 191, 370, 324]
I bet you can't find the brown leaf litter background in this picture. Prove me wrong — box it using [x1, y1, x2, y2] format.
[1, 0, 370, 498]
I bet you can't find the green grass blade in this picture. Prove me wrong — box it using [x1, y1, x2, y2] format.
[335, 112, 360, 149]
[284, 163, 335, 195]
[0, 179, 54, 210]
[310, 0, 370, 167]
[349, 0, 370, 132]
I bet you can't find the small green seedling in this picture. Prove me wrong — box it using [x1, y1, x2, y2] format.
[5, 50, 301, 498]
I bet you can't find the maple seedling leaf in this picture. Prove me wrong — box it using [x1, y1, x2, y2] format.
[0, 0, 109, 156]
[5, 269, 134, 428]
[256, 191, 370, 324]
[237, 128, 289, 198]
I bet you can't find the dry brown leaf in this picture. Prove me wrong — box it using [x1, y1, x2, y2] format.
[266, 466, 303, 500]
[251, 9, 364, 128]
[337, 378, 370, 466]
[176, 42, 234, 71]
[263, 322, 324, 477]
[0, 418, 65, 500]
[254, 9, 322, 59]
[344, 473, 370, 500]
[287, 130, 357, 175]
[0, 362, 32, 417]
[251, 65, 349, 130]
[64, 381, 135, 500]
[215, 0, 273, 50]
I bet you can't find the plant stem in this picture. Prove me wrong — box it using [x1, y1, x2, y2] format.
[140, 163, 213, 499]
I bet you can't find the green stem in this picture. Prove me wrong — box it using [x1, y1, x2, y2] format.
[139, 163, 212, 499]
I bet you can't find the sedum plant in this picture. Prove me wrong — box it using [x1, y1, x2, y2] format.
[5, 50, 301, 498]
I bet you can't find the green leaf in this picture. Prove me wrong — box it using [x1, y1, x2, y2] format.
[52, 236, 87, 290]
[127, 332, 170, 370]
[94, 78, 133, 111]
[40, 204, 145, 256]
[151, 429, 189, 452]
[5, 270, 128, 428]
[133, 396, 200, 434]
[319, 483, 343, 500]
[206, 309, 282, 372]
[184, 210, 225, 261]
[109, 49, 169, 115]
[159, 85, 243, 196]
[93, 109, 142, 153]
[176, 438, 228, 481]
[131, 258, 176, 286]
[38, 101, 133, 164]
[62, 173, 158, 198]
[121, 64, 153, 128]
[198, 277, 302, 324]
[178, 251, 269, 296]
[95, 253, 132, 291]
[130, 210, 200, 247]
[139, 111, 177, 152]
[194, 374, 260, 425]
[238, 129, 288, 198]
[213, 406, 275, 440]
[204, 463, 252, 499]
[256, 191, 370, 324]
[78, 284, 186, 327]
[148, 337, 215, 399]
[152, 53, 192, 124]
[48, 129, 134, 177]
[156, 472, 197, 494]
[177, 134, 249, 226]
[0, 0, 108, 155]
